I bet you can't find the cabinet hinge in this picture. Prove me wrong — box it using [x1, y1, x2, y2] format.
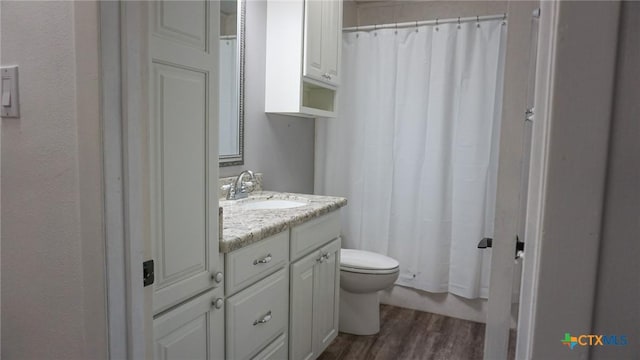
[143, 259, 154, 287]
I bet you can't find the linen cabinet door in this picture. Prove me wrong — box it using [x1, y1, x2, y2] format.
[153, 288, 225, 360]
[313, 238, 341, 355]
[290, 250, 321, 360]
[149, 0, 221, 314]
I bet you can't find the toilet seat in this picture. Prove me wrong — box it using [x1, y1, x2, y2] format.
[340, 249, 399, 275]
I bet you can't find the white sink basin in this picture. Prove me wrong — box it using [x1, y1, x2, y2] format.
[240, 199, 308, 210]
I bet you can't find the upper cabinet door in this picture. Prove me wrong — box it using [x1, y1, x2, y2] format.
[320, 0, 341, 86]
[149, 0, 221, 314]
[303, 0, 325, 82]
[303, 0, 342, 86]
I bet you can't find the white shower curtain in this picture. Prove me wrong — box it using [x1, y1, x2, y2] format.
[315, 19, 506, 299]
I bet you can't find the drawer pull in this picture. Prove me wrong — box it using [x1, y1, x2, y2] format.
[253, 254, 272, 265]
[253, 310, 272, 326]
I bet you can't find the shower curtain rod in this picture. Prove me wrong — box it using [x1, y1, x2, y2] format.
[342, 14, 506, 32]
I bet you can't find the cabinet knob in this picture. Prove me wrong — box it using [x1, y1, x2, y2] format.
[316, 254, 325, 263]
[211, 271, 223, 283]
[213, 298, 224, 309]
[323, 252, 331, 260]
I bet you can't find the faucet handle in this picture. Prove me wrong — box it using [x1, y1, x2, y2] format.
[241, 181, 254, 190]
[221, 184, 234, 200]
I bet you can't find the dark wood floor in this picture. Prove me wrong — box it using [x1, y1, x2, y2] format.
[319, 304, 516, 360]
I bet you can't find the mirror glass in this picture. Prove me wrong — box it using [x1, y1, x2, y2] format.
[219, 0, 244, 166]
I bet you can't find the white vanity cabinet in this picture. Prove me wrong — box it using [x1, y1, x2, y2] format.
[265, 0, 343, 118]
[289, 214, 341, 360]
[222, 209, 342, 360]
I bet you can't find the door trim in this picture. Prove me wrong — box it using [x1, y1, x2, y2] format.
[514, 2, 557, 358]
[484, 2, 540, 358]
[101, 2, 149, 359]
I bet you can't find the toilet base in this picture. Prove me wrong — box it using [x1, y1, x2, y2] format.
[339, 289, 381, 335]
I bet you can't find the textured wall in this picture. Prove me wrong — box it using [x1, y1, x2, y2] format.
[344, 0, 508, 27]
[1, 1, 107, 359]
[219, 0, 316, 194]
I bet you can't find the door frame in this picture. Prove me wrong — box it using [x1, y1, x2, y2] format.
[511, 2, 557, 358]
[483, 2, 541, 358]
[494, 1, 621, 359]
[100, 2, 150, 359]
[514, 1, 620, 359]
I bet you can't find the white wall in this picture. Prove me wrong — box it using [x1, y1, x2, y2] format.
[591, 3, 640, 359]
[219, 0, 316, 194]
[1, 1, 107, 359]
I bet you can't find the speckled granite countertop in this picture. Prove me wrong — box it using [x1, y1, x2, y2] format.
[219, 191, 347, 253]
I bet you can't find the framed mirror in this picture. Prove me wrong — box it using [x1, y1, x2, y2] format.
[219, 0, 245, 166]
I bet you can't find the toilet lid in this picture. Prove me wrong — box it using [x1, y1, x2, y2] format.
[340, 249, 399, 271]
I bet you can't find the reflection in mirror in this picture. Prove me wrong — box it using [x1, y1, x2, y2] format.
[219, 0, 244, 166]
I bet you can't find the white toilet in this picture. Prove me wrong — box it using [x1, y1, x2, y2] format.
[339, 249, 399, 335]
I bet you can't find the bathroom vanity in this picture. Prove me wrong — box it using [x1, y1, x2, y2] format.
[221, 185, 346, 360]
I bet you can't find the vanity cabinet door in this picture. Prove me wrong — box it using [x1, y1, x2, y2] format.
[313, 238, 341, 355]
[153, 288, 225, 360]
[290, 250, 320, 360]
[290, 237, 341, 360]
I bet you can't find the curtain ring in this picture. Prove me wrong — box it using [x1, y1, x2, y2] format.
[395, 22, 398, 34]
[502, 13, 507, 25]
[435, 18, 439, 32]
[457, 17, 461, 29]
[374, 24, 378, 36]
[476, 15, 480, 28]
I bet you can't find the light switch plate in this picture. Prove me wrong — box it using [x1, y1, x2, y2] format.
[1, 66, 19, 118]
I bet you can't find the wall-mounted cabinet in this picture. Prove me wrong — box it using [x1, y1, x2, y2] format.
[265, 0, 343, 118]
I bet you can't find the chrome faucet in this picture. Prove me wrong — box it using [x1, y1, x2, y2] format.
[225, 170, 256, 200]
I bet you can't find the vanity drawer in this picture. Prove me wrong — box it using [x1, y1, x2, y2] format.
[225, 230, 289, 295]
[226, 268, 289, 360]
[290, 212, 341, 261]
[252, 333, 288, 360]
